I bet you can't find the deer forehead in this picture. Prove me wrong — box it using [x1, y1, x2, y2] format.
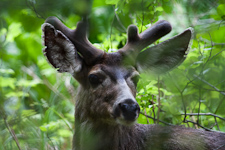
[89, 64, 139, 82]
[88, 52, 139, 78]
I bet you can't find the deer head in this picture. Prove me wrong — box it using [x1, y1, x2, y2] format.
[42, 17, 192, 126]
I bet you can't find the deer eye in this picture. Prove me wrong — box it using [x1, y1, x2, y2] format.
[131, 75, 140, 86]
[89, 74, 101, 86]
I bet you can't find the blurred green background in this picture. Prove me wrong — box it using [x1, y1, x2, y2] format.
[0, 0, 225, 149]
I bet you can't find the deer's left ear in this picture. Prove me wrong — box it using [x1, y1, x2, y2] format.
[136, 28, 193, 74]
[42, 23, 82, 73]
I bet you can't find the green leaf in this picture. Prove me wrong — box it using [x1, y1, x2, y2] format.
[39, 126, 47, 132]
[6, 22, 22, 42]
[200, 26, 225, 43]
[57, 129, 72, 137]
[155, 6, 163, 12]
[0, 68, 15, 75]
[5, 91, 29, 98]
[217, 4, 225, 18]
[21, 109, 36, 117]
[105, 0, 120, 5]
[0, 76, 16, 89]
[17, 79, 41, 87]
[39, 121, 60, 132]
[160, 88, 173, 96]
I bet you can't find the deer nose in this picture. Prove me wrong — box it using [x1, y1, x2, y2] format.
[119, 99, 140, 121]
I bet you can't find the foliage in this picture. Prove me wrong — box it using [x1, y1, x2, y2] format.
[0, 0, 225, 149]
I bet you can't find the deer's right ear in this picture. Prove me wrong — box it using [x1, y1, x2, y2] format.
[136, 28, 193, 74]
[42, 23, 82, 73]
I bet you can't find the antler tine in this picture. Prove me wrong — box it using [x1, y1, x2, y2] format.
[45, 16, 104, 65]
[119, 20, 172, 60]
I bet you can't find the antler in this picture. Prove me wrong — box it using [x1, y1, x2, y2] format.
[45, 16, 104, 65]
[118, 20, 172, 61]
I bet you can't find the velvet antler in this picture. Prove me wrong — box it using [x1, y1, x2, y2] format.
[118, 20, 172, 61]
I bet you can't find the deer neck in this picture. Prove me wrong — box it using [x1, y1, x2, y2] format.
[74, 119, 146, 150]
[74, 86, 147, 150]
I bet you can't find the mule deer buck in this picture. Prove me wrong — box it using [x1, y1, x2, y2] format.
[42, 16, 225, 150]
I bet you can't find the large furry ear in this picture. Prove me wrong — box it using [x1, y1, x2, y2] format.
[136, 28, 193, 74]
[42, 23, 82, 73]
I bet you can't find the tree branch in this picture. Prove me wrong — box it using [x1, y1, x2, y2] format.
[2, 113, 22, 150]
[157, 76, 161, 124]
[140, 112, 173, 126]
[183, 119, 211, 131]
[181, 113, 225, 121]
[194, 75, 225, 96]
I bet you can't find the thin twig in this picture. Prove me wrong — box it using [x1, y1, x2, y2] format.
[26, 0, 45, 19]
[3, 114, 22, 150]
[140, 0, 144, 33]
[183, 120, 211, 131]
[157, 76, 161, 124]
[51, 108, 73, 132]
[110, 14, 115, 50]
[167, 73, 188, 121]
[197, 86, 202, 124]
[207, 32, 213, 59]
[181, 93, 187, 122]
[144, 108, 150, 124]
[214, 96, 225, 115]
[189, 108, 198, 129]
[151, 95, 156, 124]
[214, 116, 220, 131]
[194, 75, 225, 96]
[113, 9, 127, 32]
[140, 112, 173, 126]
[208, 49, 225, 62]
[181, 113, 225, 121]
[47, 133, 57, 150]
[200, 38, 225, 47]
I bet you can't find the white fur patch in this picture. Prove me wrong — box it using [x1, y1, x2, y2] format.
[116, 80, 136, 104]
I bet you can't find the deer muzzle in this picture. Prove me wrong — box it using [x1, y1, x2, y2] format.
[119, 99, 140, 121]
[113, 99, 140, 125]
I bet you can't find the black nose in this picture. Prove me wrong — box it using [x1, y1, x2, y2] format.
[119, 99, 140, 121]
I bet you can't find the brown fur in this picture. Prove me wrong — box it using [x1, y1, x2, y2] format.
[42, 19, 225, 150]
[71, 53, 225, 150]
